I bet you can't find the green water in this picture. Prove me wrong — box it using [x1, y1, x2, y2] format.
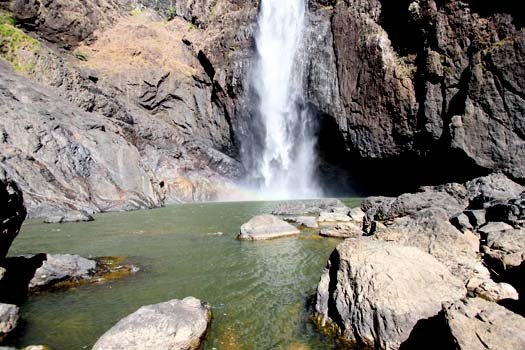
[8, 199, 361, 350]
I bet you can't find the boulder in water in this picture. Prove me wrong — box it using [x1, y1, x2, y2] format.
[92, 297, 211, 350]
[238, 215, 300, 240]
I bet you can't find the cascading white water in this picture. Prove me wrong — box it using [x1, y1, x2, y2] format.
[251, 0, 321, 199]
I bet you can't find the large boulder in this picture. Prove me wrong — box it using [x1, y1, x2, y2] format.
[0, 303, 19, 340]
[272, 199, 347, 216]
[92, 297, 211, 350]
[482, 229, 525, 273]
[374, 207, 481, 283]
[315, 239, 465, 350]
[444, 298, 525, 350]
[0, 180, 26, 259]
[466, 173, 524, 208]
[238, 215, 300, 240]
[29, 254, 97, 290]
[362, 186, 467, 222]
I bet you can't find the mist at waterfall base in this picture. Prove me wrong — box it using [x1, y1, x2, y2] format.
[239, 0, 323, 200]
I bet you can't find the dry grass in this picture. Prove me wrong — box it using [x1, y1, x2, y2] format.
[78, 11, 200, 77]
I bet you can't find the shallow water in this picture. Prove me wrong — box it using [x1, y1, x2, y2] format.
[8, 199, 361, 350]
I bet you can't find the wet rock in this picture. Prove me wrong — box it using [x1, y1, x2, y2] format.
[29, 254, 97, 290]
[43, 210, 94, 224]
[0, 179, 26, 259]
[92, 297, 211, 350]
[272, 199, 347, 216]
[283, 216, 318, 229]
[0, 303, 19, 340]
[315, 239, 465, 350]
[317, 211, 351, 223]
[444, 298, 525, 350]
[319, 222, 364, 238]
[374, 207, 481, 283]
[238, 215, 300, 241]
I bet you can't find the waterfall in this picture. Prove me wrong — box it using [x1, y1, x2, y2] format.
[247, 0, 321, 200]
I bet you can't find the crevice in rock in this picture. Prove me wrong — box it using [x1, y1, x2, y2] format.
[378, 0, 422, 57]
[326, 249, 344, 330]
[398, 311, 456, 350]
[0, 254, 47, 305]
[465, 0, 525, 28]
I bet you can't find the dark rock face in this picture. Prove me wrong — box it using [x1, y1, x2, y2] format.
[306, 0, 525, 186]
[2, 0, 125, 47]
[0, 179, 26, 260]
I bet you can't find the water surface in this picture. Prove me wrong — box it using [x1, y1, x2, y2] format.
[9, 199, 361, 350]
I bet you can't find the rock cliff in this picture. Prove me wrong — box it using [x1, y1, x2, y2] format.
[306, 0, 525, 189]
[1, 0, 524, 215]
[0, 0, 255, 217]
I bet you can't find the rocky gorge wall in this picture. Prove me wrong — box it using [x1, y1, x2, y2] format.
[0, 0, 257, 218]
[305, 0, 525, 193]
[1, 0, 524, 216]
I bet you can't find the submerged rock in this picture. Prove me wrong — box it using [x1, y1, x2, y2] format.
[315, 239, 465, 350]
[444, 298, 525, 350]
[0, 303, 19, 340]
[238, 215, 300, 240]
[43, 210, 94, 224]
[283, 216, 319, 229]
[92, 297, 211, 350]
[29, 254, 97, 290]
[272, 199, 347, 216]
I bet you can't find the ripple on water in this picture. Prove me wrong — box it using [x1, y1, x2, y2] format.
[9, 201, 352, 350]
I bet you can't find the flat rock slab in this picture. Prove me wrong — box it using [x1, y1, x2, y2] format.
[92, 297, 211, 350]
[239, 215, 300, 240]
[374, 207, 481, 283]
[29, 254, 97, 289]
[318, 211, 351, 223]
[444, 298, 525, 350]
[272, 199, 347, 215]
[315, 238, 465, 350]
[319, 222, 364, 238]
[283, 216, 318, 229]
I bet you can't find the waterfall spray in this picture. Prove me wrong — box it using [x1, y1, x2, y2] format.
[248, 0, 321, 200]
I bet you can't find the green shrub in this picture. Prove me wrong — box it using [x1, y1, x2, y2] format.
[0, 23, 40, 72]
[166, 7, 177, 21]
[74, 51, 88, 61]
